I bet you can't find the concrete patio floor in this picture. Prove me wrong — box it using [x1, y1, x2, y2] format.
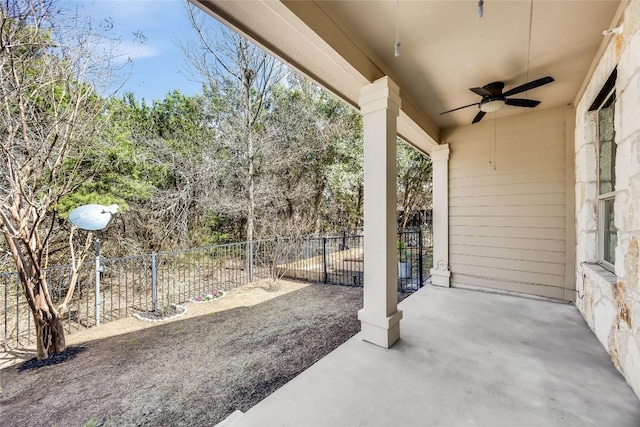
[226, 285, 640, 427]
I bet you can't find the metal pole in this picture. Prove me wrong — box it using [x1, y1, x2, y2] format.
[418, 228, 424, 287]
[151, 252, 157, 312]
[95, 232, 101, 326]
[249, 240, 254, 282]
[322, 237, 328, 284]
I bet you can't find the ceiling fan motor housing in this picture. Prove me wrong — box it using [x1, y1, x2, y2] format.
[484, 81, 505, 95]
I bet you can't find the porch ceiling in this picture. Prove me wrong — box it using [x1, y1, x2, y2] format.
[191, 0, 623, 153]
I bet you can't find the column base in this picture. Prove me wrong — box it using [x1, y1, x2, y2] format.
[357, 309, 403, 348]
[430, 269, 451, 287]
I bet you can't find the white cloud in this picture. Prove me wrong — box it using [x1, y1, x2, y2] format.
[111, 40, 160, 64]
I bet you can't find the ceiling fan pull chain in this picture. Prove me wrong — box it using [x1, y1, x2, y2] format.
[492, 112, 497, 170]
[395, 0, 401, 57]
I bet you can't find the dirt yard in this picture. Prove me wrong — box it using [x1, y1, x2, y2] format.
[0, 281, 363, 426]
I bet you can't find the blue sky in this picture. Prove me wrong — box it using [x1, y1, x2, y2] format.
[62, 0, 207, 102]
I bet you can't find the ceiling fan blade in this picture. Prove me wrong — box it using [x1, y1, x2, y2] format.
[470, 87, 492, 97]
[440, 102, 480, 115]
[472, 111, 486, 124]
[503, 76, 554, 97]
[505, 98, 541, 108]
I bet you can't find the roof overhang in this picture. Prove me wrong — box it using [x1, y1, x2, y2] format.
[189, 0, 626, 155]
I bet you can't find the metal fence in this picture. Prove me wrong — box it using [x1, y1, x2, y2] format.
[1, 227, 432, 350]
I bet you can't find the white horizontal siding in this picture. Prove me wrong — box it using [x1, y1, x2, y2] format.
[450, 205, 566, 217]
[450, 170, 566, 188]
[450, 181, 566, 197]
[453, 274, 566, 300]
[449, 215, 566, 228]
[450, 254, 565, 275]
[446, 106, 570, 300]
[450, 193, 566, 207]
[451, 225, 565, 240]
[454, 264, 565, 288]
[450, 244, 565, 264]
[450, 235, 565, 252]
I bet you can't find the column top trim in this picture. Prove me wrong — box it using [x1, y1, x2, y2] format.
[359, 76, 401, 115]
[429, 144, 450, 161]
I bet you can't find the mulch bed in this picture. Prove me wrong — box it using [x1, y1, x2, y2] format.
[0, 284, 362, 427]
[133, 304, 188, 322]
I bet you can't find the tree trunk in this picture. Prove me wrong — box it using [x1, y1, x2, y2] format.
[313, 181, 325, 235]
[244, 58, 255, 244]
[354, 183, 364, 231]
[35, 312, 66, 360]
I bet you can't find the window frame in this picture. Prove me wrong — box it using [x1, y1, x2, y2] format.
[597, 196, 616, 271]
[594, 84, 617, 272]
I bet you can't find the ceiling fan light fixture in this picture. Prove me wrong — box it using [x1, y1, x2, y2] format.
[480, 99, 505, 113]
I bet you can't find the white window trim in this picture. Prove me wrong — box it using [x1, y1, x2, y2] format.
[595, 88, 616, 273]
[597, 194, 616, 272]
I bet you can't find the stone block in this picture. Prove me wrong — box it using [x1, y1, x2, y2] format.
[614, 190, 629, 232]
[622, 236, 639, 291]
[581, 274, 595, 325]
[574, 112, 592, 150]
[630, 178, 640, 232]
[577, 230, 597, 261]
[592, 289, 617, 350]
[578, 201, 598, 231]
[632, 137, 640, 176]
[575, 183, 583, 206]
[616, 1, 640, 90]
[616, 140, 632, 191]
[615, 234, 628, 278]
[578, 181, 597, 205]
[575, 143, 597, 183]
[618, 73, 640, 143]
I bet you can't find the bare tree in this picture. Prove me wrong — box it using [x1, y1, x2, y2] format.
[184, 3, 286, 242]
[397, 141, 433, 228]
[0, 0, 118, 358]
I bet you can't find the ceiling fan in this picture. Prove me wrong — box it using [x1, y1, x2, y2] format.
[440, 76, 555, 124]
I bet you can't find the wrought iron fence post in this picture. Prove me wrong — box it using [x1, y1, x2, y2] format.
[151, 252, 157, 312]
[322, 237, 328, 284]
[418, 228, 424, 287]
[249, 240, 254, 282]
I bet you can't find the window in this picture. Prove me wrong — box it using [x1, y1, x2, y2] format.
[591, 70, 617, 270]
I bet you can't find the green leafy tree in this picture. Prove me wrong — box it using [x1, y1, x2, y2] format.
[146, 90, 217, 246]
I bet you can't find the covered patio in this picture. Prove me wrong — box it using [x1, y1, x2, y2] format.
[223, 285, 640, 426]
[192, 0, 640, 411]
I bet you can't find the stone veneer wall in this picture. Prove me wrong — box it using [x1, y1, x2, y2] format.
[575, 0, 640, 398]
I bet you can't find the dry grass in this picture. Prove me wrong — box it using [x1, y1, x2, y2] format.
[0, 279, 308, 369]
[0, 280, 363, 427]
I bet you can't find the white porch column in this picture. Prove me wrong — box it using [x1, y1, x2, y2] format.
[357, 76, 403, 348]
[429, 144, 451, 287]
